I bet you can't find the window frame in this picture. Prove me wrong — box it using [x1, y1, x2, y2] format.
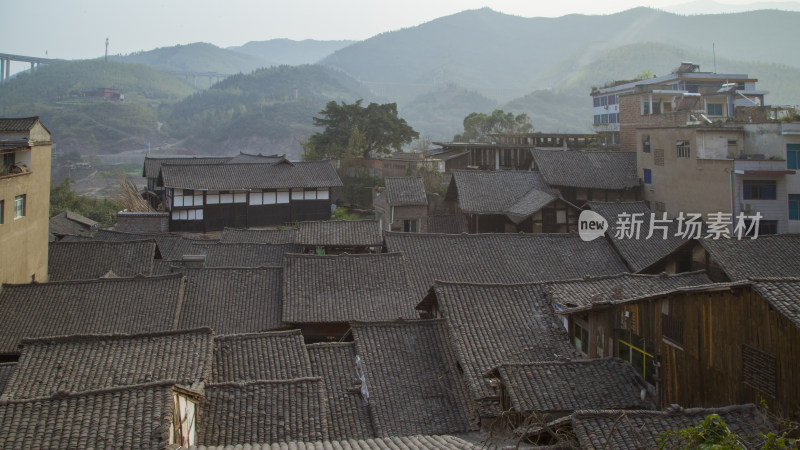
[677, 140, 691, 158]
[642, 135, 651, 153]
[13, 194, 25, 219]
[742, 180, 777, 200]
[643, 168, 652, 184]
[788, 144, 800, 170]
[790, 194, 800, 221]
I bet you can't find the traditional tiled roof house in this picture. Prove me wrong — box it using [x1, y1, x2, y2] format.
[373, 177, 429, 233]
[445, 170, 579, 233]
[530, 149, 641, 207]
[158, 159, 342, 231]
[295, 220, 383, 254]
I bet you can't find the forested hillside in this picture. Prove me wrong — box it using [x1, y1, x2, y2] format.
[164, 65, 378, 158]
[0, 60, 195, 152]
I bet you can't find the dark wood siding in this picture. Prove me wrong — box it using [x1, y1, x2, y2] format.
[579, 287, 800, 419]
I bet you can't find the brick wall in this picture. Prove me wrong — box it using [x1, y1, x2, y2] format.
[619, 94, 693, 152]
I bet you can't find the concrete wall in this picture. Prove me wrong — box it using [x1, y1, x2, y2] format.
[637, 127, 734, 219]
[743, 123, 800, 232]
[0, 124, 51, 283]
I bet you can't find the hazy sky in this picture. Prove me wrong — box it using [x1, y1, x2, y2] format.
[1, 0, 795, 63]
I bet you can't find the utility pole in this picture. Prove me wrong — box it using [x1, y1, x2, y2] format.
[105, 38, 109, 62]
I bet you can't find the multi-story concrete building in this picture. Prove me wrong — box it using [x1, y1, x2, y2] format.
[592, 62, 767, 151]
[637, 121, 800, 234]
[0, 117, 52, 283]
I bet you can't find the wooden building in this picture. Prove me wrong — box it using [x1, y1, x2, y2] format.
[531, 149, 641, 207]
[549, 277, 800, 420]
[157, 159, 342, 232]
[445, 170, 579, 233]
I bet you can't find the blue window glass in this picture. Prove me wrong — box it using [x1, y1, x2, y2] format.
[644, 169, 652, 184]
[790, 195, 800, 220]
[788, 144, 800, 170]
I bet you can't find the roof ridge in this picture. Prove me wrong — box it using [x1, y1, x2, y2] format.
[306, 342, 355, 349]
[1, 272, 183, 288]
[206, 377, 323, 388]
[350, 318, 445, 327]
[19, 327, 213, 345]
[285, 252, 404, 259]
[215, 329, 303, 341]
[0, 380, 182, 404]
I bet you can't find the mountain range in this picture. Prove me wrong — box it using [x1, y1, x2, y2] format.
[1, 7, 798, 158]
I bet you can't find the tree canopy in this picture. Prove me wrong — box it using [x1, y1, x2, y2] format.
[302, 100, 418, 160]
[453, 109, 533, 142]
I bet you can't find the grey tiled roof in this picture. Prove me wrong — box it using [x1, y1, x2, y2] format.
[751, 278, 800, 328]
[307, 342, 375, 440]
[81, 229, 190, 260]
[700, 235, 800, 281]
[159, 160, 343, 190]
[220, 227, 297, 244]
[184, 242, 297, 267]
[545, 271, 713, 313]
[0, 364, 14, 395]
[0, 274, 184, 355]
[296, 220, 383, 247]
[48, 240, 157, 280]
[192, 434, 485, 449]
[143, 155, 229, 178]
[427, 215, 469, 234]
[212, 330, 312, 383]
[570, 404, 775, 449]
[198, 379, 329, 446]
[177, 267, 283, 334]
[504, 188, 560, 224]
[494, 358, 651, 414]
[384, 232, 630, 300]
[384, 177, 428, 206]
[450, 170, 558, 216]
[587, 201, 689, 272]
[430, 281, 575, 408]
[351, 320, 476, 437]
[531, 149, 640, 190]
[49, 211, 96, 237]
[0, 382, 176, 449]
[225, 152, 285, 164]
[282, 253, 418, 324]
[0, 117, 40, 133]
[3, 328, 213, 400]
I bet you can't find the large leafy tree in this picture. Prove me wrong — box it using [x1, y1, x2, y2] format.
[453, 109, 533, 142]
[302, 100, 418, 160]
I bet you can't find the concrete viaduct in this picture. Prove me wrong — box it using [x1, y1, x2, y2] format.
[0, 53, 63, 83]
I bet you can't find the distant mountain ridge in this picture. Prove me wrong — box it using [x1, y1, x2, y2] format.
[320, 7, 800, 105]
[228, 39, 355, 66]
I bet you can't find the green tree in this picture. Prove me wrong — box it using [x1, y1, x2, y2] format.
[50, 179, 121, 226]
[453, 109, 533, 142]
[302, 100, 419, 160]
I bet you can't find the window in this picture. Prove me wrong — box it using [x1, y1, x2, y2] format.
[403, 219, 418, 233]
[317, 188, 329, 200]
[608, 94, 617, 105]
[594, 115, 600, 125]
[14, 195, 25, 219]
[642, 101, 650, 115]
[1, 152, 15, 176]
[291, 189, 304, 200]
[743, 180, 776, 200]
[642, 135, 651, 153]
[593, 97, 600, 107]
[707, 103, 724, 116]
[276, 189, 290, 204]
[759, 220, 778, 235]
[790, 195, 800, 220]
[677, 140, 690, 158]
[788, 144, 800, 170]
[304, 189, 317, 200]
[661, 313, 683, 346]
[643, 169, 652, 184]
[249, 190, 263, 205]
[574, 323, 589, 354]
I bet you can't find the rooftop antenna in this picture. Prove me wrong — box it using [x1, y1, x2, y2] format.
[105, 38, 109, 62]
[712, 42, 716, 73]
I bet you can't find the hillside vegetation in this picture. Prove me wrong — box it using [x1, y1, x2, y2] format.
[164, 65, 378, 158]
[0, 60, 195, 153]
[111, 42, 271, 75]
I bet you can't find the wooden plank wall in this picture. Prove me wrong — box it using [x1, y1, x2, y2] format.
[623, 288, 800, 420]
